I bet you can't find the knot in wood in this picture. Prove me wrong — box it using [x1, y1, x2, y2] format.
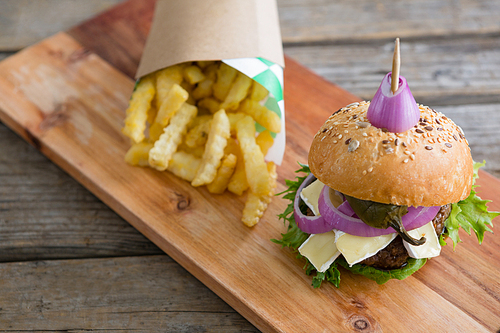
[348, 314, 372, 332]
[174, 193, 190, 210]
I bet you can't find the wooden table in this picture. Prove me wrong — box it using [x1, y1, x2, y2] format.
[0, 0, 499, 331]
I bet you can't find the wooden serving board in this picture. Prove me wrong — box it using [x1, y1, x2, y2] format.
[0, 0, 499, 331]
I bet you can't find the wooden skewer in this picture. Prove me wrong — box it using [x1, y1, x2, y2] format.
[391, 38, 400, 94]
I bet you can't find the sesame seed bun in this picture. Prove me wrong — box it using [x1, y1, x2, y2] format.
[308, 101, 473, 207]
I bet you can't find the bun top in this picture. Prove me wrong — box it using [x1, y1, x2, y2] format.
[308, 101, 473, 207]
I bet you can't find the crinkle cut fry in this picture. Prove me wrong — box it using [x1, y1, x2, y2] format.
[191, 109, 230, 187]
[149, 103, 198, 171]
[236, 115, 270, 196]
[122, 75, 155, 143]
[242, 162, 277, 227]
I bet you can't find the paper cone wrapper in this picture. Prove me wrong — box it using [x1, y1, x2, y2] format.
[136, 0, 286, 165]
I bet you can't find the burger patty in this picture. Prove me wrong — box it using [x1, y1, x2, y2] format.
[360, 204, 451, 270]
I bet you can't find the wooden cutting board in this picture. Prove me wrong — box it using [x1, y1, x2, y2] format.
[0, 0, 499, 331]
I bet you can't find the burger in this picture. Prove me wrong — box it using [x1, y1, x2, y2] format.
[274, 92, 498, 288]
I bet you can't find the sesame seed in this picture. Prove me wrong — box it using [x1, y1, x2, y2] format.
[424, 126, 433, 131]
[353, 114, 358, 119]
[437, 127, 443, 131]
[395, 138, 399, 146]
[403, 159, 409, 163]
[402, 142, 407, 147]
[362, 170, 367, 175]
[416, 129, 424, 134]
[321, 136, 326, 141]
[404, 150, 411, 155]
[355, 126, 359, 129]
[344, 130, 348, 133]
[419, 122, 427, 126]
[338, 134, 343, 139]
[362, 132, 368, 137]
[435, 119, 441, 125]
[333, 140, 338, 144]
[410, 154, 415, 160]
[453, 134, 458, 141]
[437, 137, 442, 143]
[445, 143, 452, 148]
[348, 139, 360, 152]
[368, 167, 373, 173]
[425, 146, 433, 150]
[382, 140, 390, 144]
[369, 138, 374, 143]
[345, 138, 352, 144]
[322, 128, 328, 133]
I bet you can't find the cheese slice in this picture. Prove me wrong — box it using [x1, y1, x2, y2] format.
[299, 232, 340, 272]
[300, 179, 325, 215]
[404, 222, 441, 259]
[335, 231, 396, 266]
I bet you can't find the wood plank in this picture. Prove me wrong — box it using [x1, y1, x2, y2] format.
[4, 0, 500, 50]
[0, 255, 258, 331]
[284, 35, 500, 106]
[0, 123, 162, 262]
[0, 30, 498, 333]
[277, 0, 500, 43]
[0, 0, 124, 51]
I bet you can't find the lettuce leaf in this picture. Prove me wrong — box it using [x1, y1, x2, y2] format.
[443, 161, 499, 248]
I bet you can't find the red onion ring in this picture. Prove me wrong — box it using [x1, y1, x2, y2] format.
[293, 174, 441, 237]
[318, 185, 441, 237]
[293, 173, 336, 234]
[367, 72, 420, 133]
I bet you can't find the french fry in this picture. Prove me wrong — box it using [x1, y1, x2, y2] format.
[184, 65, 205, 84]
[241, 162, 277, 227]
[196, 61, 215, 69]
[250, 81, 269, 101]
[198, 97, 221, 114]
[221, 72, 252, 111]
[191, 109, 230, 186]
[203, 63, 218, 81]
[238, 99, 281, 133]
[185, 119, 211, 148]
[125, 61, 281, 228]
[192, 78, 214, 100]
[235, 115, 270, 196]
[256, 130, 274, 156]
[188, 114, 212, 130]
[207, 153, 237, 194]
[156, 65, 183, 107]
[125, 142, 154, 167]
[122, 75, 155, 143]
[227, 138, 248, 196]
[213, 63, 238, 101]
[167, 151, 201, 182]
[178, 142, 205, 158]
[147, 98, 158, 125]
[154, 83, 189, 127]
[149, 103, 198, 171]
[149, 122, 164, 143]
[227, 112, 245, 136]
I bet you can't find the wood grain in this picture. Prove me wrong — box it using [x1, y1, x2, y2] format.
[0, 29, 498, 332]
[0, 122, 163, 262]
[0, 0, 124, 51]
[0, 255, 258, 332]
[277, 0, 500, 44]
